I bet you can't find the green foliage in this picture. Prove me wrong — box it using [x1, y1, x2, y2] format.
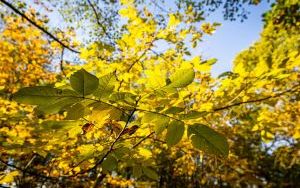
[65, 103, 86, 120]
[102, 155, 118, 172]
[13, 87, 79, 105]
[142, 166, 159, 180]
[166, 121, 185, 146]
[12, 69, 226, 155]
[70, 68, 99, 96]
[142, 112, 170, 134]
[93, 72, 117, 99]
[188, 124, 229, 156]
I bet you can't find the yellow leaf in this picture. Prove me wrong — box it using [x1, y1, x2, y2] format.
[254, 60, 269, 76]
[168, 14, 180, 28]
[252, 124, 259, 131]
[293, 130, 300, 139]
[139, 148, 152, 158]
[199, 103, 213, 111]
[0, 171, 19, 184]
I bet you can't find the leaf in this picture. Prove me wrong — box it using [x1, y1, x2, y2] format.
[13, 86, 79, 105]
[76, 144, 97, 161]
[142, 166, 159, 180]
[37, 97, 82, 114]
[142, 112, 169, 134]
[201, 58, 217, 65]
[217, 71, 234, 78]
[163, 107, 185, 114]
[113, 147, 131, 160]
[102, 155, 118, 171]
[165, 121, 185, 146]
[138, 148, 152, 158]
[40, 120, 82, 130]
[70, 68, 99, 96]
[0, 170, 19, 184]
[133, 166, 143, 178]
[195, 58, 217, 72]
[188, 124, 229, 157]
[89, 102, 123, 122]
[93, 72, 117, 99]
[38, 120, 83, 138]
[65, 103, 87, 120]
[179, 111, 207, 120]
[167, 67, 195, 88]
[109, 92, 136, 105]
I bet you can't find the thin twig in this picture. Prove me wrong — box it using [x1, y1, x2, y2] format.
[86, 0, 113, 42]
[132, 132, 155, 148]
[24, 154, 37, 171]
[213, 84, 300, 112]
[60, 47, 66, 77]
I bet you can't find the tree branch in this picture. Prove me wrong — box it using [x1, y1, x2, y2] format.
[0, 0, 79, 54]
[213, 84, 300, 112]
[132, 131, 155, 149]
[60, 47, 67, 77]
[72, 99, 140, 177]
[86, 0, 113, 43]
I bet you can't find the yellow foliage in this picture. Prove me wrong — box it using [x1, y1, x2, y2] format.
[0, 171, 19, 184]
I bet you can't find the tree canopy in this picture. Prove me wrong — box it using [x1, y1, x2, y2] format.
[0, 0, 299, 187]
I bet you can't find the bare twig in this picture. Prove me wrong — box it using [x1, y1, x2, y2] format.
[150, 0, 170, 14]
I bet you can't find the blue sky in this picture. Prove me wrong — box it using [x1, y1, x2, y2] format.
[196, 1, 273, 76]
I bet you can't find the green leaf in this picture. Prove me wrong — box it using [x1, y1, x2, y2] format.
[65, 103, 87, 120]
[142, 112, 169, 134]
[38, 120, 83, 138]
[37, 97, 82, 114]
[163, 107, 185, 114]
[133, 166, 143, 178]
[201, 58, 217, 65]
[109, 92, 136, 105]
[217, 71, 234, 78]
[93, 72, 117, 99]
[102, 155, 118, 171]
[142, 166, 159, 180]
[167, 67, 195, 88]
[165, 121, 185, 146]
[13, 86, 79, 105]
[113, 147, 131, 160]
[179, 111, 207, 120]
[70, 69, 99, 96]
[40, 120, 82, 130]
[188, 124, 229, 157]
